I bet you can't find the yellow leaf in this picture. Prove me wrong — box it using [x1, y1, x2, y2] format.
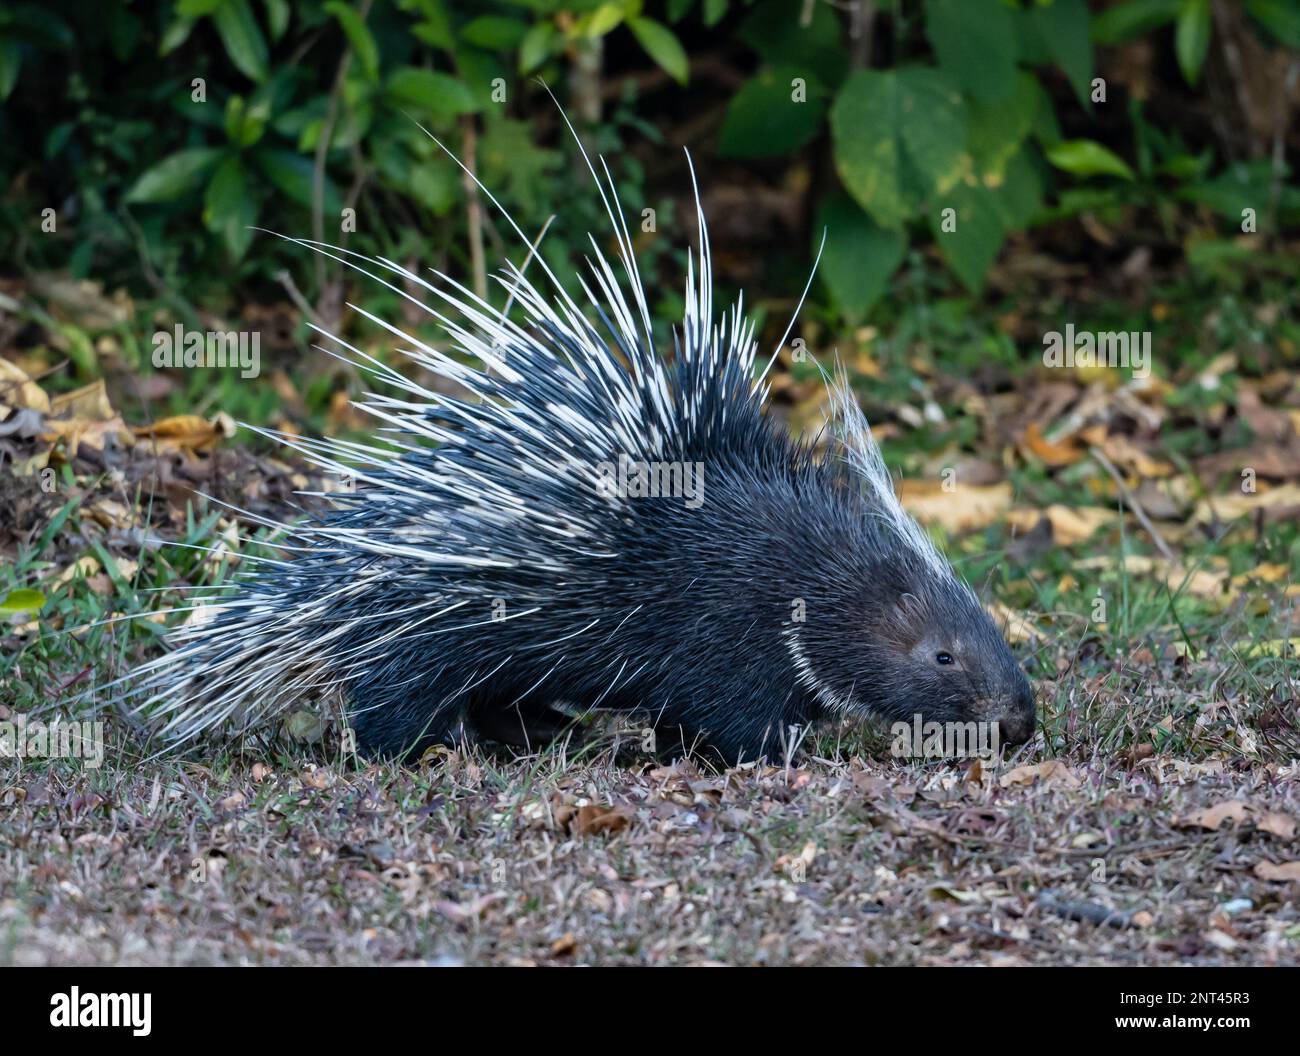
[898, 480, 1012, 533]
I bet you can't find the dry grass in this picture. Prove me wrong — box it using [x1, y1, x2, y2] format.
[3, 678, 1299, 966]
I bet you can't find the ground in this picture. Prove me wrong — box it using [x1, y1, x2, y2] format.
[2, 275, 1300, 966]
[2, 721, 1298, 965]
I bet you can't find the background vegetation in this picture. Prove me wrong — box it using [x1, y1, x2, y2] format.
[2, 1, 1298, 416]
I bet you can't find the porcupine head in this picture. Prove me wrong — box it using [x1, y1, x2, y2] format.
[774, 380, 1037, 754]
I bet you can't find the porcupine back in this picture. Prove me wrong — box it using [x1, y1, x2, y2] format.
[124, 120, 977, 764]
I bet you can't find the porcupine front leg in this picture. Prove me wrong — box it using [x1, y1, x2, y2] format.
[469, 698, 576, 750]
[344, 659, 474, 760]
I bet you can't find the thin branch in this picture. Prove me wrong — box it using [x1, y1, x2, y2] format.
[311, 0, 376, 330]
[1090, 447, 1177, 563]
[459, 114, 487, 302]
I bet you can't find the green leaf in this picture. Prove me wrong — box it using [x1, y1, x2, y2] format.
[479, 118, 562, 214]
[264, 0, 289, 41]
[326, 2, 378, 82]
[815, 193, 905, 321]
[108, 5, 143, 61]
[519, 22, 560, 73]
[718, 67, 826, 158]
[1178, 160, 1279, 220]
[740, 0, 848, 89]
[968, 72, 1039, 180]
[125, 147, 223, 203]
[160, 15, 197, 55]
[204, 155, 257, 259]
[925, 0, 1018, 103]
[895, 68, 969, 196]
[1046, 138, 1135, 180]
[408, 159, 459, 215]
[0, 3, 74, 48]
[986, 146, 1045, 230]
[1031, 81, 1063, 147]
[1091, 0, 1180, 45]
[251, 147, 341, 214]
[583, 3, 625, 38]
[931, 182, 1006, 292]
[0, 41, 20, 100]
[0, 588, 45, 615]
[462, 16, 529, 50]
[45, 121, 75, 159]
[410, 6, 454, 52]
[454, 46, 505, 102]
[385, 67, 480, 122]
[1248, 0, 1300, 46]
[213, 0, 269, 83]
[224, 94, 268, 147]
[1033, 0, 1093, 106]
[831, 67, 968, 230]
[627, 17, 688, 85]
[1175, 0, 1211, 86]
[832, 72, 908, 229]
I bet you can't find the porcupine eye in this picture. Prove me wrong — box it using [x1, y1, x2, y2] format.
[935, 652, 955, 666]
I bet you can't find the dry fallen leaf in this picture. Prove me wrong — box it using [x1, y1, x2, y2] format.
[898, 480, 1013, 533]
[132, 412, 237, 453]
[1253, 861, 1300, 882]
[1174, 800, 1251, 831]
[41, 415, 135, 457]
[1193, 484, 1300, 525]
[999, 760, 1080, 789]
[549, 932, 577, 956]
[1022, 421, 1084, 467]
[49, 379, 115, 421]
[573, 804, 633, 836]
[53, 555, 101, 589]
[1005, 504, 1114, 546]
[0, 357, 50, 412]
[985, 601, 1045, 644]
[1256, 812, 1298, 840]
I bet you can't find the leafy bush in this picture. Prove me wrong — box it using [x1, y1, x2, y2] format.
[1, 0, 1296, 338]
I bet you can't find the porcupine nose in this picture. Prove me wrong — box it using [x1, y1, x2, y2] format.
[997, 679, 1037, 746]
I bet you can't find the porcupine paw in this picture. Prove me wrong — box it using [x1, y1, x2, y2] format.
[470, 701, 576, 751]
[348, 707, 471, 762]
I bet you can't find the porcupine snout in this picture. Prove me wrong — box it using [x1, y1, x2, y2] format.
[994, 678, 1037, 746]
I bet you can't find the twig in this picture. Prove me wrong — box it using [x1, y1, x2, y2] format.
[1037, 890, 1141, 929]
[459, 115, 487, 302]
[274, 269, 325, 331]
[1090, 447, 1177, 563]
[311, 0, 375, 331]
[1269, 59, 1300, 237]
[496, 215, 556, 334]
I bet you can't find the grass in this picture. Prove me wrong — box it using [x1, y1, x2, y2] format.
[3, 263, 1299, 965]
[2, 447, 1298, 966]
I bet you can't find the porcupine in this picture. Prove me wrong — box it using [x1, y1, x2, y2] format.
[123, 120, 1036, 766]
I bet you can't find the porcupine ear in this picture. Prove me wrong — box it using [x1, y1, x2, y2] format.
[826, 366, 948, 577]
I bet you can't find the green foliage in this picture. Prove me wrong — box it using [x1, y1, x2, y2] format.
[814, 193, 905, 324]
[1, 0, 1296, 351]
[718, 66, 827, 157]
